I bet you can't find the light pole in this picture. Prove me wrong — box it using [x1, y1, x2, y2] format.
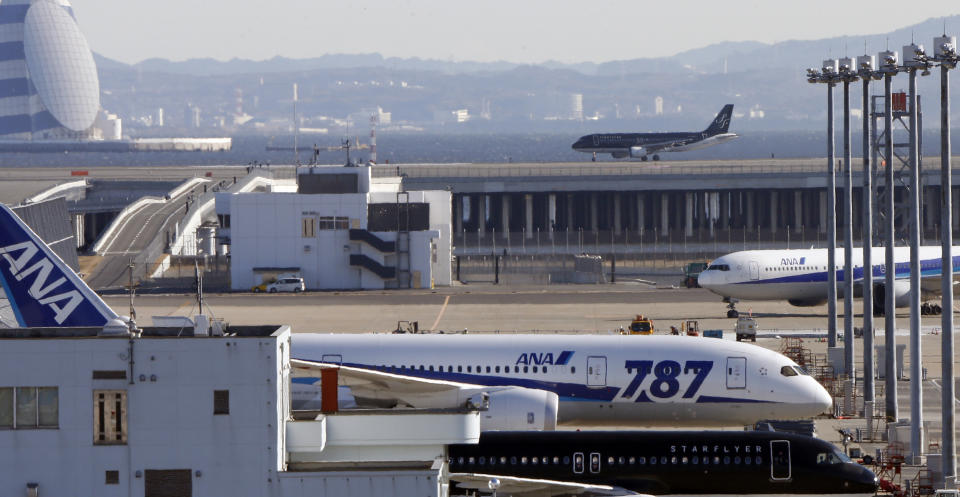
[808, 59, 841, 348]
[902, 41, 932, 464]
[858, 53, 878, 421]
[838, 56, 858, 395]
[932, 33, 958, 486]
[878, 49, 900, 422]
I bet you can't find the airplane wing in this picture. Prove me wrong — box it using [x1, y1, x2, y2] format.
[450, 473, 653, 497]
[290, 358, 492, 409]
[636, 139, 692, 153]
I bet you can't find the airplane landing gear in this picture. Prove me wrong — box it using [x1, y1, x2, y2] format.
[652, 154, 660, 161]
[592, 152, 597, 162]
[640, 156, 648, 162]
[921, 302, 943, 315]
[724, 297, 740, 318]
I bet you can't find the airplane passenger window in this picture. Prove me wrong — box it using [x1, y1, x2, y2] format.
[723, 456, 731, 464]
[469, 457, 475, 464]
[682, 457, 688, 464]
[618, 456, 626, 465]
[479, 456, 485, 464]
[542, 366, 548, 373]
[521, 456, 528, 465]
[458, 457, 465, 464]
[692, 456, 699, 464]
[638, 457, 646, 464]
[495, 366, 501, 373]
[467, 366, 472, 373]
[476, 365, 481, 372]
[515, 366, 520, 373]
[510, 456, 517, 465]
[629, 457, 636, 464]
[756, 457, 763, 464]
[429, 366, 434, 371]
[780, 366, 798, 377]
[608, 456, 615, 465]
[734, 456, 741, 464]
[671, 456, 677, 464]
[501, 456, 507, 464]
[458, 366, 463, 372]
[563, 456, 570, 465]
[650, 457, 657, 465]
[571, 366, 576, 374]
[486, 366, 491, 373]
[533, 366, 538, 373]
[531, 457, 538, 465]
[554, 456, 560, 464]
[746, 456, 752, 464]
[524, 366, 529, 373]
[713, 456, 720, 464]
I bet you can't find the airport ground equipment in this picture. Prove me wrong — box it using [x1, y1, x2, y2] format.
[681, 261, 708, 288]
[393, 320, 421, 334]
[703, 329, 723, 339]
[680, 320, 700, 336]
[735, 316, 757, 342]
[626, 315, 654, 335]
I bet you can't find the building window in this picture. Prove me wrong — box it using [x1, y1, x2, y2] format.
[105, 470, 120, 485]
[214, 390, 230, 415]
[0, 387, 58, 429]
[334, 217, 349, 230]
[302, 217, 316, 238]
[318, 216, 350, 230]
[318, 216, 334, 230]
[94, 390, 127, 444]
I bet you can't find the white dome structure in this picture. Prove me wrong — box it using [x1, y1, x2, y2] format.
[0, 0, 101, 140]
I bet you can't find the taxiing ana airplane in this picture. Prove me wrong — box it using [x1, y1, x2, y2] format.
[697, 246, 960, 318]
[571, 104, 738, 161]
[448, 429, 877, 497]
[0, 203, 832, 431]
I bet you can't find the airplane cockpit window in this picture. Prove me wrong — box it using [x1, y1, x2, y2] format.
[816, 450, 850, 465]
[793, 366, 811, 375]
[780, 365, 799, 377]
[707, 263, 731, 271]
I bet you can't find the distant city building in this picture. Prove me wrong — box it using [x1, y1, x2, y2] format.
[0, 0, 103, 140]
[433, 109, 469, 124]
[655, 96, 664, 116]
[156, 107, 164, 127]
[569, 93, 583, 121]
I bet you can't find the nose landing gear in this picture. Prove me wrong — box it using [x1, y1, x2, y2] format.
[724, 297, 740, 318]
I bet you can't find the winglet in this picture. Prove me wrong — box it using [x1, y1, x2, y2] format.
[705, 104, 734, 135]
[0, 203, 118, 327]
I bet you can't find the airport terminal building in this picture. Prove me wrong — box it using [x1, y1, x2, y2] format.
[218, 165, 452, 291]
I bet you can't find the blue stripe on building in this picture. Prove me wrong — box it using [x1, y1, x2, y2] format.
[0, 113, 31, 135]
[31, 110, 60, 132]
[0, 77, 27, 98]
[0, 5, 29, 25]
[0, 42, 24, 62]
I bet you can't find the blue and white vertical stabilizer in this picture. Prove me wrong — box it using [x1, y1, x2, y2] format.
[0, 204, 118, 327]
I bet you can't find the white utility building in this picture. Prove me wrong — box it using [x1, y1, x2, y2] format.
[0, 324, 479, 497]
[218, 165, 452, 291]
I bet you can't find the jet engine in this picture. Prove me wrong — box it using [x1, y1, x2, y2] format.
[788, 298, 827, 307]
[480, 387, 559, 431]
[872, 280, 912, 311]
[611, 151, 628, 159]
[629, 146, 647, 158]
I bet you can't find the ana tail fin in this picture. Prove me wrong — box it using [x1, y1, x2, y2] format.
[0, 204, 118, 327]
[704, 104, 734, 135]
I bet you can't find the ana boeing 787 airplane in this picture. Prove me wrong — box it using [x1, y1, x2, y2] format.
[0, 203, 832, 431]
[698, 246, 960, 317]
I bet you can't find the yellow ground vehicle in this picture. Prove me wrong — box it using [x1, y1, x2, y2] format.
[626, 315, 655, 335]
[679, 320, 700, 336]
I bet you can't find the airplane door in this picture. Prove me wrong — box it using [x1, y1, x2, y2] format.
[586, 356, 607, 388]
[726, 357, 746, 389]
[749, 261, 760, 280]
[770, 440, 791, 481]
[589, 452, 602, 474]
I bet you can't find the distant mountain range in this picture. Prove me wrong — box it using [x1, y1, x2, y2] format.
[94, 15, 960, 77]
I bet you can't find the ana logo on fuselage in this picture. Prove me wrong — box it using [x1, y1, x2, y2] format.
[516, 350, 573, 366]
[780, 257, 806, 266]
[0, 241, 83, 324]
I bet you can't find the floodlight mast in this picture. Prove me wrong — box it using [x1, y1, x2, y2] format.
[838, 57, 858, 398]
[933, 34, 958, 486]
[818, 59, 841, 350]
[877, 49, 899, 423]
[857, 54, 876, 415]
[902, 42, 930, 464]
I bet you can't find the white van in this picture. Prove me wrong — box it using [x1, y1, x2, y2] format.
[266, 277, 305, 293]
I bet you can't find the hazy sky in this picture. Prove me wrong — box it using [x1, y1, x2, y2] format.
[71, 0, 958, 64]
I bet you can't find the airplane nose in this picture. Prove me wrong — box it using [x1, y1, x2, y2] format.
[810, 379, 833, 414]
[697, 270, 713, 287]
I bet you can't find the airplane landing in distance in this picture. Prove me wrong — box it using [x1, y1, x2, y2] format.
[572, 104, 738, 162]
